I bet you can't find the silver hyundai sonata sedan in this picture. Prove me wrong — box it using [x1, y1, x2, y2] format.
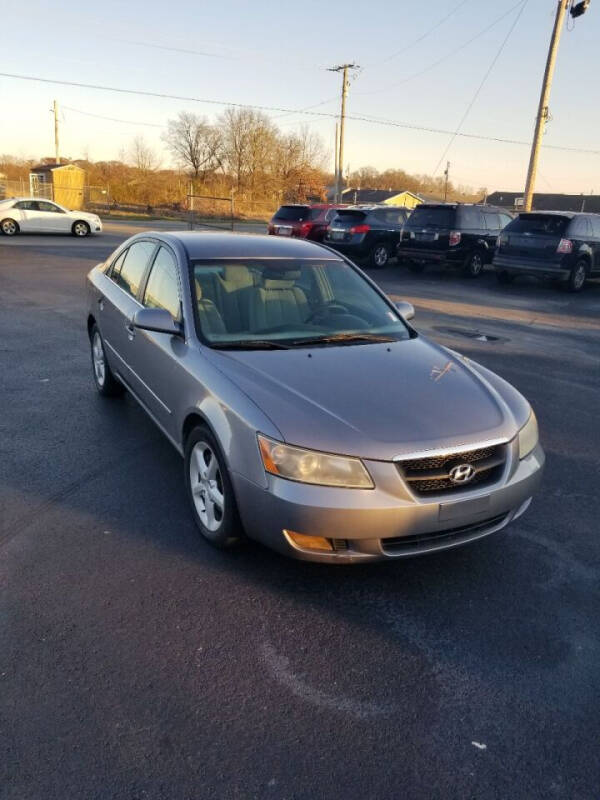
[86, 232, 544, 563]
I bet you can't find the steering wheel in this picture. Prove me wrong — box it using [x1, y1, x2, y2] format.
[305, 302, 350, 324]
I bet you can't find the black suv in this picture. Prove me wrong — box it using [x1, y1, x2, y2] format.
[493, 211, 600, 292]
[397, 203, 513, 277]
[324, 205, 410, 268]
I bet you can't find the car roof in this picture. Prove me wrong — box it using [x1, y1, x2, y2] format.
[141, 231, 343, 260]
[518, 210, 576, 218]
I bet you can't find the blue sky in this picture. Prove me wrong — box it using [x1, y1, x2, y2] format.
[2, 0, 599, 192]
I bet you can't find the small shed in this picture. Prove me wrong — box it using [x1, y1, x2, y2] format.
[29, 163, 86, 209]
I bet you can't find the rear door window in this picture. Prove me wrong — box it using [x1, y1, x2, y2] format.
[405, 206, 455, 229]
[459, 207, 485, 229]
[483, 212, 501, 232]
[590, 215, 600, 238]
[568, 216, 591, 238]
[114, 240, 156, 298]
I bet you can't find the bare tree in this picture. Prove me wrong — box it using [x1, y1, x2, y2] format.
[128, 135, 160, 175]
[218, 108, 278, 192]
[162, 112, 223, 179]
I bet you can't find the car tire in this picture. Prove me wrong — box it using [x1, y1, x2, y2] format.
[564, 259, 588, 292]
[464, 250, 485, 278]
[407, 261, 425, 273]
[496, 270, 515, 284]
[185, 425, 243, 549]
[72, 220, 90, 237]
[90, 324, 124, 397]
[1, 218, 19, 236]
[369, 244, 390, 269]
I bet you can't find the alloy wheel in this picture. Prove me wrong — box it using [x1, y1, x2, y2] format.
[469, 253, 483, 276]
[2, 220, 17, 235]
[92, 332, 106, 387]
[573, 264, 586, 290]
[74, 222, 89, 237]
[374, 246, 389, 267]
[189, 441, 225, 532]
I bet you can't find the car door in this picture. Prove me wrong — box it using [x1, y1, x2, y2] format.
[589, 215, 600, 273]
[36, 201, 70, 232]
[126, 244, 186, 439]
[12, 200, 40, 231]
[98, 239, 158, 392]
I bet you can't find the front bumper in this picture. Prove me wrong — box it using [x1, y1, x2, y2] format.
[231, 441, 545, 563]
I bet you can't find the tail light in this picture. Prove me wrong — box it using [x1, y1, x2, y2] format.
[449, 231, 461, 246]
[350, 224, 370, 234]
[299, 222, 315, 237]
[557, 238, 573, 254]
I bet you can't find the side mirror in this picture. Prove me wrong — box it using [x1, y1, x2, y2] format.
[395, 300, 415, 321]
[132, 307, 183, 337]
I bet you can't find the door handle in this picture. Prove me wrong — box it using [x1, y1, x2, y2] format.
[125, 323, 135, 340]
[97, 298, 104, 311]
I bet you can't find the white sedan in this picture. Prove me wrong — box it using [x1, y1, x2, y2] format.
[0, 197, 102, 237]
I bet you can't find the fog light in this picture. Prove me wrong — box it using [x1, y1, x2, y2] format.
[284, 530, 334, 552]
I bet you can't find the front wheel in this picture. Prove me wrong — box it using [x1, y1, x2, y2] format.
[90, 325, 124, 396]
[185, 426, 242, 549]
[564, 259, 587, 292]
[464, 250, 485, 278]
[1, 218, 19, 236]
[72, 220, 90, 237]
[369, 244, 390, 268]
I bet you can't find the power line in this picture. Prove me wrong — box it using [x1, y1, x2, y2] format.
[372, 0, 470, 66]
[62, 105, 164, 128]
[2, 70, 600, 156]
[432, 0, 529, 176]
[356, 0, 526, 96]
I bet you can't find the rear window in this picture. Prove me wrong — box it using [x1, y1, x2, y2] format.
[505, 214, 570, 236]
[406, 206, 455, 229]
[331, 210, 368, 225]
[273, 205, 311, 221]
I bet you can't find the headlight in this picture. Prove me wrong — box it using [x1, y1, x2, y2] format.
[257, 435, 373, 489]
[518, 411, 538, 459]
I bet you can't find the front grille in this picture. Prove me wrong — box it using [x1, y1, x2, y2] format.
[397, 444, 505, 496]
[382, 513, 508, 554]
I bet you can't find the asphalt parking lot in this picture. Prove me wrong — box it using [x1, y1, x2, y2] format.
[1, 223, 599, 800]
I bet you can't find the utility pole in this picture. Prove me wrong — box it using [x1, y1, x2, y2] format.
[53, 100, 60, 165]
[443, 162, 450, 202]
[523, 0, 591, 211]
[328, 63, 359, 202]
[334, 122, 339, 200]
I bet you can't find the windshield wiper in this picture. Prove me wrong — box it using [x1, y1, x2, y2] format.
[289, 332, 398, 347]
[211, 339, 292, 350]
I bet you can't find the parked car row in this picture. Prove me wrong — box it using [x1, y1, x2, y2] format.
[269, 202, 600, 291]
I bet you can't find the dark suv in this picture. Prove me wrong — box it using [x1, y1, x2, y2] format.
[493, 211, 600, 292]
[397, 203, 513, 277]
[324, 205, 410, 268]
[268, 204, 345, 242]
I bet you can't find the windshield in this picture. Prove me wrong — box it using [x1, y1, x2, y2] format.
[405, 207, 454, 229]
[505, 214, 570, 236]
[191, 258, 411, 348]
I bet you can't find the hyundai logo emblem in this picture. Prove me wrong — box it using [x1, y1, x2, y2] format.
[449, 463, 475, 484]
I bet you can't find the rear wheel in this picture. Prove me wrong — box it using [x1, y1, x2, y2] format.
[1, 218, 19, 236]
[564, 259, 588, 292]
[495, 270, 515, 285]
[369, 244, 390, 268]
[185, 426, 242, 549]
[464, 250, 485, 278]
[72, 220, 90, 237]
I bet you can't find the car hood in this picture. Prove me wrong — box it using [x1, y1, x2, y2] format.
[207, 336, 529, 460]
